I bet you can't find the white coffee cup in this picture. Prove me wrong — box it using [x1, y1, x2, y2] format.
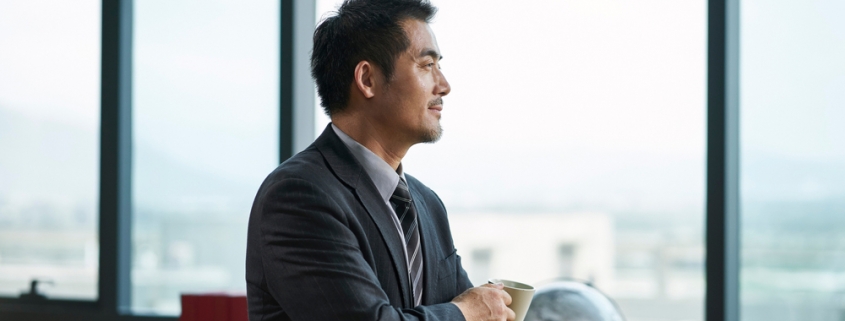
[488, 278, 535, 321]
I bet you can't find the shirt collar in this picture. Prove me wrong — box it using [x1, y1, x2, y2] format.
[332, 123, 405, 203]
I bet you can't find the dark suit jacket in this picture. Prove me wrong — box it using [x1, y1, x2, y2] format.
[246, 125, 474, 320]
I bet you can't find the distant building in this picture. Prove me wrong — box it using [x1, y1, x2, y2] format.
[449, 212, 615, 291]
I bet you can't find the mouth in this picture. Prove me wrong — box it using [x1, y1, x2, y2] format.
[428, 97, 443, 112]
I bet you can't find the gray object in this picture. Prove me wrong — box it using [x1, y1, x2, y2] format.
[524, 280, 626, 321]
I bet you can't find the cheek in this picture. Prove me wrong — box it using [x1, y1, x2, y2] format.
[400, 75, 431, 106]
[417, 73, 435, 93]
[390, 70, 432, 119]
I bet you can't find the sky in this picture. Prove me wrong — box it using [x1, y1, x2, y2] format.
[0, 0, 100, 212]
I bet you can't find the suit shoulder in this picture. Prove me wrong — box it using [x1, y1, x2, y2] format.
[250, 146, 353, 223]
[266, 146, 328, 181]
[255, 146, 341, 197]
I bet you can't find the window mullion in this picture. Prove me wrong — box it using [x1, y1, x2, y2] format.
[99, 0, 134, 315]
[706, 0, 741, 320]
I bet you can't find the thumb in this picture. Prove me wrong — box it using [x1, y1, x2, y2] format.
[486, 280, 505, 290]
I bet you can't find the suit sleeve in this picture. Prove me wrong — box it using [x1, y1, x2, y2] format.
[258, 178, 466, 321]
[431, 191, 475, 293]
[454, 252, 475, 291]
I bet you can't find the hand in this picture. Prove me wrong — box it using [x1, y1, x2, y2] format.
[451, 283, 515, 321]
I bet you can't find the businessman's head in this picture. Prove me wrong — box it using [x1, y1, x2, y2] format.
[312, 0, 450, 145]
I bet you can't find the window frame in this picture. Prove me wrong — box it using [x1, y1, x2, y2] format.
[706, 1, 741, 321]
[0, 0, 740, 320]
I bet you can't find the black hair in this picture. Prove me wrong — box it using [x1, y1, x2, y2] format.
[311, 0, 437, 116]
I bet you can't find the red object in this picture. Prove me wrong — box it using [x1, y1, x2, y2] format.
[180, 293, 248, 321]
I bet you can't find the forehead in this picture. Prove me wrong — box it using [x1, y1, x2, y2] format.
[400, 19, 439, 54]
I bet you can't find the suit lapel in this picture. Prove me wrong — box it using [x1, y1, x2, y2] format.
[409, 184, 440, 305]
[354, 183, 413, 307]
[314, 124, 412, 308]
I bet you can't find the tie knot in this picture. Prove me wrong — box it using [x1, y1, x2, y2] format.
[391, 178, 412, 203]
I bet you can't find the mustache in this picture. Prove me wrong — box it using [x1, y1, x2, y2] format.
[428, 97, 443, 107]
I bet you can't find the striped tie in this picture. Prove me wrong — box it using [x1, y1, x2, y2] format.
[389, 177, 423, 306]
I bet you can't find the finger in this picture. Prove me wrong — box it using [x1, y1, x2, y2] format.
[481, 283, 504, 290]
[501, 290, 512, 306]
[506, 307, 516, 321]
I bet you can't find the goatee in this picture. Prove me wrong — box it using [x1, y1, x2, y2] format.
[421, 124, 442, 143]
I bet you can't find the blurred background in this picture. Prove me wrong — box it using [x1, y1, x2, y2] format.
[1, 0, 843, 320]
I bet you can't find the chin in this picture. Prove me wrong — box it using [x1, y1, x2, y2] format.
[419, 124, 442, 144]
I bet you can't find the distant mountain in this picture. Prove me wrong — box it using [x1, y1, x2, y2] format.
[133, 139, 260, 217]
[0, 107, 266, 223]
[742, 153, 845, 202]
[0, 107, 99, 200]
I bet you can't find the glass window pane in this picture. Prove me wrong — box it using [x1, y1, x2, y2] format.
[0, 0, 101, 300]
[132, 1, 279, 315]
[740, 1, 845, 320]
[315, 1, 707, 321]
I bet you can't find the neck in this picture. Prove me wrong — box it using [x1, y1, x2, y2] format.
[332, 114, 411, 171]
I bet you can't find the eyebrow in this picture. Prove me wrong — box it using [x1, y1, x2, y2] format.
[419, 48, 443, 60]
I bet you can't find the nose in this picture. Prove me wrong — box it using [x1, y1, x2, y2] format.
[436, 67, 451, 97]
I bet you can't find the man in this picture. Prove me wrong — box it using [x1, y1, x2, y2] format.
[245, 0, 514, 320]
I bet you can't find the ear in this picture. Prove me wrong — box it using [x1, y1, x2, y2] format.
[353, 60, 378, 99]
